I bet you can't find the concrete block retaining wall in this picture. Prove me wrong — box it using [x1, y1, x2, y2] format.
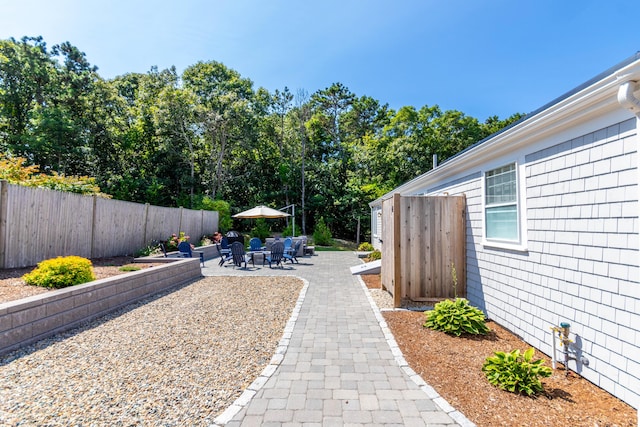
[0, 257, 203, 356]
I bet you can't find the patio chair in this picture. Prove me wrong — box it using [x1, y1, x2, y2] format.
[264, 241, 285, 269]
[249, 237, 264, 251]
[283, 237, 293, 256]
[215, 243, 233, 266]
[230, 241, 249, 269]
[220, 236, 231, 254]
[159, 242, 169, 257]
[283, 240, 301, 264]
[178, 241, 205, 267]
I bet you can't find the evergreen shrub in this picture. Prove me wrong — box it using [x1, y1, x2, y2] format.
[22, 256, 96, 289]
[313, 217, 332, 246]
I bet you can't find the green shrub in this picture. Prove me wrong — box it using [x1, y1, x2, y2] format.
[118, 266, 141, 272]
[366, 249, 381, 261]
[251, 218, 271, 240]
[22, 256, 96, 289]
[313, 217, 332, 246]
[134, 243, 158, 257]
[201, 198, 233, 233]
[358, 242, 374, 251]
[423, 298, 489, 336]
[482, 348, 552, 396]
[281, 222, 298, 238]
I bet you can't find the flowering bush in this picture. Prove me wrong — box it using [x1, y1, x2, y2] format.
[166, 231, 190, 251]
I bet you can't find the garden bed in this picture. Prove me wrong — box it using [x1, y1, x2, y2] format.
[0, 257, 202, 356]
[360, 273, 637, 426]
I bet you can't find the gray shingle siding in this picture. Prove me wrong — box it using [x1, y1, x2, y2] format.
[423, 118, 638, 406]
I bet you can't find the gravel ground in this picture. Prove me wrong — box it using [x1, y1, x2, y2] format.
[367, 287, 393, 309]
[0, 276, 303, 427]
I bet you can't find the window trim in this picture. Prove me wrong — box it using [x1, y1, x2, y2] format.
[482, 160, 528, 252]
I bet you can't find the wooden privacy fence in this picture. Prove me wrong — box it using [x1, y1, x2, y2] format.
[0, 180, 219, 268]
[381, 193, 466, 307]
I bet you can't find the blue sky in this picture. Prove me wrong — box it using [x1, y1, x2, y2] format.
[1, 0, 639, 121]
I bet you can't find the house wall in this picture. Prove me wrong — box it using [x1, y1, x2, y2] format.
[407, 118, 639, 407]
[371, 206, 382, 250]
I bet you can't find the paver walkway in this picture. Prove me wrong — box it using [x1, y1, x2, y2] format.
[202, 251, 473, 426]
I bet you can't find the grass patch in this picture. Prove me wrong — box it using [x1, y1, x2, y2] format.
[313, 239, 359, 251]
[118, 266, 141, 272]
[314, 245, 348, 252]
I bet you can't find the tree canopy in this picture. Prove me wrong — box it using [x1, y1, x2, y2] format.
[0, 36, 523, 240]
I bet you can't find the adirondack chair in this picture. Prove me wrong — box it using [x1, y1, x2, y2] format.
[264, 241, 285, 269]
[159, 242, 169, 257]
[249, 237, 264, 251]
[283, 240, 301, 264]
[177, 241, 205, 267]
[215, 243, 233, 266]
[230, 241, 249, 269]
[220, 236, 231, 255]
[283, 237, 293, 256]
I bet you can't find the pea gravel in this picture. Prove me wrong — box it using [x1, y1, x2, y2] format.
[0, 276, 303, 427]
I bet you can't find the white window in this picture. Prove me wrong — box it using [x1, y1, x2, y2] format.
[484, 163, 519, 241]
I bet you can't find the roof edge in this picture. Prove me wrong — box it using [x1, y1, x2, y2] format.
[370, 52, 640, 207]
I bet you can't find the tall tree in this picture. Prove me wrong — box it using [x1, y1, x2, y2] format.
[306, 83, 355, 236]
[183, 61, 256, 200]
[31, 41, 100, 174]
[0, 36, 56, 157]
[154, 83, 199, 207]
[271, 87, 294, 207]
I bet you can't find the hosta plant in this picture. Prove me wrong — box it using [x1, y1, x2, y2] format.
[22, 256, 96, 289]
[423, 298, 489, 336]
[482, 348, 552, 396]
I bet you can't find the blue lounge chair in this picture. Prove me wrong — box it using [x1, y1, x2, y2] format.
[283, 240, 301, 264]
[230, 241, 249, 269]
[264, 241, 285, 269]
[220, 236, 231, 254]
[249, 237, 264, 251]
[283, 237, 293, 256]
[216, 243, 233, 266]
[178, 241, 205, 267]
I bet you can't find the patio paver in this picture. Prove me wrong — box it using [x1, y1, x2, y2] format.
[202, 250, 474, 427]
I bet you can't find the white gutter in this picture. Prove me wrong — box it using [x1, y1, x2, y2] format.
[617, 80, 640, 115]
[370, 56, 640, 208]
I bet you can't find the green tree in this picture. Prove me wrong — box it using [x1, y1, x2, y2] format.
[183, 61, 257, 200]
[0, 36, 57, 156]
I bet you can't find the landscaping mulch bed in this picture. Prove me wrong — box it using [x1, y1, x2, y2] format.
[361, 274, 637, 427]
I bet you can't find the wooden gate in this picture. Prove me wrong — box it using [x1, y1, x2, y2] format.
[381, 194, 466, 307]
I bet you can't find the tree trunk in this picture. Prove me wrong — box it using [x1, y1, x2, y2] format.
[211, 129, 226, 200]
[300, 128, 306, 236]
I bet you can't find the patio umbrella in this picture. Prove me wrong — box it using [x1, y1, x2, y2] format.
[232, 205, 291, 219]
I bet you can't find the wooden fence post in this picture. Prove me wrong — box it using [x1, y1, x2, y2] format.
[90, 194, 97, 259]
[393, 193, 402, 308]
[143, 203, 150, 248]
[0, 180, 7, 269]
